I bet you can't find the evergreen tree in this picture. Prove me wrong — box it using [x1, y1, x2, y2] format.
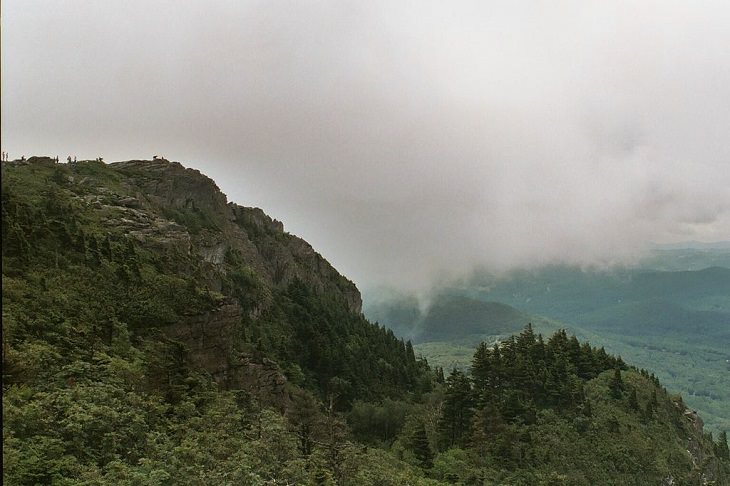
[577, 342, 597, 380]
[410, 422, 433, 468]
[440, 369, 474, 447]
[643, 400, 655, 423]
[471, 342, 491, 396]
[545, 353, 569, 407]
[516, 323, 536, 351]
[471, 400, 504, 458]
[489, 343, 503, 393]
[609, 368, 624, 399]
[102, 234, 113, 261]
[435, 366, 445, 384]
[287, 391, 321, 456]
[405, 340, 416, 362]
[582, 398, 593, 418]
[567, 335, 582, 370]
[313, 468, 336, 486]
[650, 390, 659, 409]
[87, 235, 101, 266]
[629, 388, 640, 412]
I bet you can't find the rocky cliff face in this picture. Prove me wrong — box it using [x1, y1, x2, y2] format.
[86, 159, 363, 399]
[3, 156, 424, 413]
[679, 407, 725, 485]
[7, 158, 362, 401]
[109, 159, 361, 313]
[161, 296, 291, 405]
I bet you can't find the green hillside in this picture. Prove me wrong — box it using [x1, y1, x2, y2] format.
[366, 294, 566, 345]
[3, 158, 728, 484]
[2, 158, 432, 484]
[580, 298, 730, 337]
[366, 293, 573, 372]
[395, 265, 730, 435]
[471, 266, 730, 436]
[464, 266, 730, 323]
[416, 297, 564, 344]
[429, 327, 730, 485]
[640, 247, 730, 272]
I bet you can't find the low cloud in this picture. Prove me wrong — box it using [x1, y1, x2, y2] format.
[3, 0, 730, 293]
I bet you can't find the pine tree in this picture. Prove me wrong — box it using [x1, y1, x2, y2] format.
[532, 334, 547, 370]
[628, 388, 640, 412]
[102, 234, 113, 260]
[471, 342, 491, 395]
[609, 368, 624, 399]
[567, 335, 582, 370]
[490, 343, 504, 393]
[75, 228, 87, 254]
[512, 354, 534, 401]
[439, 369, 474, 447]
[471, 400, 504, 458]
[435, 366, 445, 384]
[312, 467, 336, 485]
[545, 353, 569, 406]
[411, 422, 433, 468]
[582, 398, 593, 418]
[596, 346, 611, 370]
[501, 389, 524, 421]
[650, 390, 659, 409]
[87, 235, 101, 266]
[577, 342, 597, 380]
[121, 237, 141, 280]
[405, 340, 416, 362]
[643, 400, 654, 423]
[516, 324, 536, 351]
[287, 391, 321, 456]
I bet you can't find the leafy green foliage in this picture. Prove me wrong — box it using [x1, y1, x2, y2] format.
[376, 263, 730, 435]
[426, 327, 730, 484]
[3, 159, 728, 485]
[2, 160, 432, 484]
[464, 264, 730, 435]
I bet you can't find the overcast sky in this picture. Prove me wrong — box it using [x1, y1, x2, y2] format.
[3, 0, 730, 293]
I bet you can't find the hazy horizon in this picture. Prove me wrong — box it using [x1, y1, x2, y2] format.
[3, 1, 730, 293]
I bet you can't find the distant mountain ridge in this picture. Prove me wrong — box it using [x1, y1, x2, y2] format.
[367, 295, 563, 345]
[652, 241, 730, 250]
[366, 262, 730, 436]
[641, 247, 730, 271]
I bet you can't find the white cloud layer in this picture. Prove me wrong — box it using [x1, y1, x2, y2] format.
[3, 0, 730, 291]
